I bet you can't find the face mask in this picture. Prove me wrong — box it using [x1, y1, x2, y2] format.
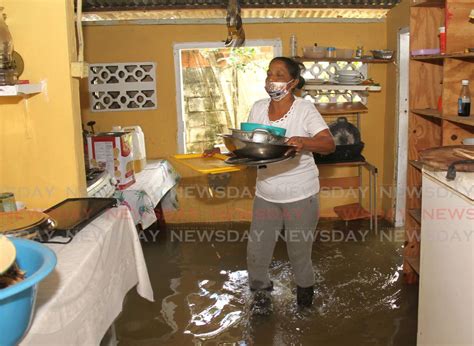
[265, 79, 294, 101]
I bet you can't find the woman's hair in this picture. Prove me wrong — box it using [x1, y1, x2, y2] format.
[270, 57, 306, 90]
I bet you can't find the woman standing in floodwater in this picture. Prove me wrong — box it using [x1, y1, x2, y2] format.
[245, 57, 335, 314]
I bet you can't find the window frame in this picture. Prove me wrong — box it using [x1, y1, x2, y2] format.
[173, 39, 282, 154]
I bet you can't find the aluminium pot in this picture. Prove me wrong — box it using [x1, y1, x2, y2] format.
[220, 134, 296, 160]
[228, 128, 286, 145]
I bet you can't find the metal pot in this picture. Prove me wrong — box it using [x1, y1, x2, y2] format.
[221, 134, 296, 159]
[229, 128, 286, 145]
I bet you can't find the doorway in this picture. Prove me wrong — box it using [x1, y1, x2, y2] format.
[394, 27, 410, 227]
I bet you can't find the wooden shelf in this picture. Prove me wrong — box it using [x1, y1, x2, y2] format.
[411, 0, 444, 7]
[409, 160, 424, 170]
[0, 83, 42, 96]
[411, 52, 474, 62]
[412, 108, 474, 126]
[296, 57, 393, 64]
[316, 102, 368, 116]
[405, 256, 420, 275]
[304, 84, 382, 91]
[408, 208, 422, 224]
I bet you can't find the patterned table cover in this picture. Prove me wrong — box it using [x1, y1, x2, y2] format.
[114, 160, 180, 229]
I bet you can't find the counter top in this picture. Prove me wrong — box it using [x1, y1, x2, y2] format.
[423, 168, 474, 201]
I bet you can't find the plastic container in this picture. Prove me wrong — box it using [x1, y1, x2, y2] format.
[302, 46, 326, 59]
[0, 238, 57, 346]
[326, 47, 336, 58]
[122, 126, 147, 173]
[336, 48, 354, 59]
[240, 122, 286, 136]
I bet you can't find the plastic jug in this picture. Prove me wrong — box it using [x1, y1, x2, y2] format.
[122, 126, 147, 173]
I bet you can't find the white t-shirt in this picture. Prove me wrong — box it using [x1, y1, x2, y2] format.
[248, 97, 329, 203]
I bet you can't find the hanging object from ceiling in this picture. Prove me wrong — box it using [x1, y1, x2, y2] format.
[224, 0, 245, 48]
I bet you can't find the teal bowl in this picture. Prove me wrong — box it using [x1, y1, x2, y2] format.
[240, 122, 286, 137]
[0, 238, 57, 346]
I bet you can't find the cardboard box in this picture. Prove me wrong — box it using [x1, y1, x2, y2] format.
[87, 132, 135, 190]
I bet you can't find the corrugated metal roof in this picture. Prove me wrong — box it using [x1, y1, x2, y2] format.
[81, 8, 390, 23]
[82, 0, 400, 10]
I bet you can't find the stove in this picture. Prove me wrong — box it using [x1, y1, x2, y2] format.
[86, 169, 116, 198]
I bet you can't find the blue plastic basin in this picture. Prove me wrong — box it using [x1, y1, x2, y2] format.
[240, 122, 287, 137]
[0, 238, 57, 346]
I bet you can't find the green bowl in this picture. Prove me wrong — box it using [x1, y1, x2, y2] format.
[240, 122, 286, 136]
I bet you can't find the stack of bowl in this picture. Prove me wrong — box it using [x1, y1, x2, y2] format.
[221, 123, 296, 162]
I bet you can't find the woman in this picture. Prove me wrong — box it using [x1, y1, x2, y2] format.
[206, 57, 335, 313]
[245, 57, 335, 313]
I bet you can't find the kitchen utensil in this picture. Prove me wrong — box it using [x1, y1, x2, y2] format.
[419, 145, 474, 172]
[240, 122, 286, 136]
[0, 238, 56, 346]
[371, 50, 394, 59]
[328, 117, 361, 145]
[225, 153, 295, 166]
[220, 134, 296, 160]
[229, 128, 286, 144]
[0, 235, 15, 274]
[39, 198, 117, 244]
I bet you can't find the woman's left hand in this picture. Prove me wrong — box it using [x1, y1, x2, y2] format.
[286, 136, 306, 153]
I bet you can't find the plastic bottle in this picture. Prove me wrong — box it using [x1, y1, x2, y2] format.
[458, 80, 471, 117]
[327, 47, 336, 58]
[290, 34, 297, 58]
[439, 26, 446, 54]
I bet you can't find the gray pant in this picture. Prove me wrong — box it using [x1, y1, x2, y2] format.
[247, 194, 320, 290]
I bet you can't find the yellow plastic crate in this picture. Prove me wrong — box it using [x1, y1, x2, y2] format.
[173, 153, 245, 174]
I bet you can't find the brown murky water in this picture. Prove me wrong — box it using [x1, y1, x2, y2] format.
[116, 220, 418, 345]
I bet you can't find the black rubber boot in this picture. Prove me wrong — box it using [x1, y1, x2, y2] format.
[251, 290, 273, 316]
[296, 285, 314, 308]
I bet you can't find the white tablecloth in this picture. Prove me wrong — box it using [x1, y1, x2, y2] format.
[114, 160, 180, 229]
[21, 206, 154, 345]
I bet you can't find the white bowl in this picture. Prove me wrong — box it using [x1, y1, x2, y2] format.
[462, 138, 474, 145]
[337, 70, 361, 76]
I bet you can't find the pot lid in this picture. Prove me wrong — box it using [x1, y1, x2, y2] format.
[0, 210, 50, 233]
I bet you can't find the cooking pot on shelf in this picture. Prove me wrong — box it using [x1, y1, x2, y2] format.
[229, 128, 286, 144]
[328, 117, 361, 145]
[220, 134, 296, 160]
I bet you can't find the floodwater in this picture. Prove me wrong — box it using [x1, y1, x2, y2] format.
[116, 220, 418, 345]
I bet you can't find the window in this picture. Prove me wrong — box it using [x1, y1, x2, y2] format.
[174, 40, 281, 154]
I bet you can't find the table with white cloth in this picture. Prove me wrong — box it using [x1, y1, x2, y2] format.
[21, 206, 154, 345]
[114, 159, 180, 229]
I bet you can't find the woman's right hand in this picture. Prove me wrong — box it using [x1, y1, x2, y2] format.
[202, 147, 221, 157]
